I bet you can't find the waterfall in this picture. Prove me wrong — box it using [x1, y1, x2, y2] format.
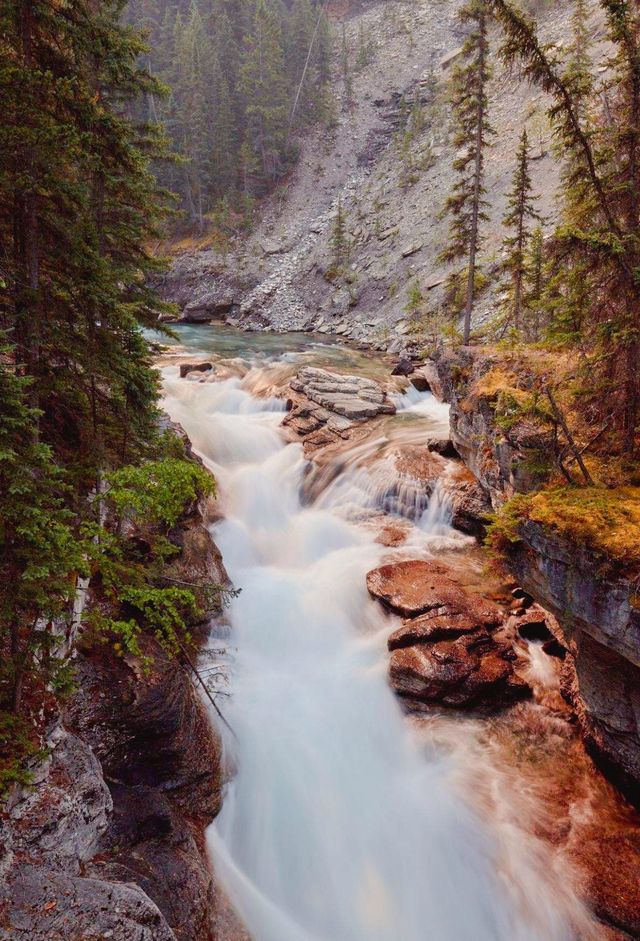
[161, 354, 590, 941]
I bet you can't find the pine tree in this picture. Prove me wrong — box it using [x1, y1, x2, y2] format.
[0, 349, 84, 713]
[330, 197, 349, 269]
[490, 0, 640, 451]
[439, 0, 493, 345]
[524, 225, 544, 340]
[240, 0, 289, 189]
[502, 128, 541, 333]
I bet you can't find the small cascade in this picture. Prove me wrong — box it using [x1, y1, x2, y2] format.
[393, 385, 451, 431]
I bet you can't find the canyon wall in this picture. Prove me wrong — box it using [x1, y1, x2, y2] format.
[0, 501, 232, 941]
[432, 348, 640, 797]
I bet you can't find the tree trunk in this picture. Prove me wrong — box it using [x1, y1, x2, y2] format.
[13, 0, 40, 380]
[464, 11, 487, 346]
[623, 337, 638, 454]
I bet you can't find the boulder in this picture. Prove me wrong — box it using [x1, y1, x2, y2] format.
[283, 367, 396, 452]
[368, 558, 529, 711]
[366, 559, 502, 622]
[290, 366, 395, 419]
[179, 362, 213, 378]
[388, 609, 489, 649]
[391, 358, 415, 377]
[0, 865, 176, 941]
[448, 465, 493, 536]
[410, 361, 444, 398]
[389, 635, 529, 709]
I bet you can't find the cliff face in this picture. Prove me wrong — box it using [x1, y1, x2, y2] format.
[509, 522, 640, 793]
[433, 348, 640, 797]
[1, 506, 232, 941]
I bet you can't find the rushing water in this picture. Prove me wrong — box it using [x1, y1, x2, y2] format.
[161, 328, 592, 941]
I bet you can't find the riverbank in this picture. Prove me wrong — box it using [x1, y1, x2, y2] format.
[0, 448, 232, 941]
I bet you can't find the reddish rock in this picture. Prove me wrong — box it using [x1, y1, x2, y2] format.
[375, 520, 411, 547]
[368, 558, 530, 711]
[388, 610, 487, 649]
[179, 361, 213, 378]
[395, 448, 446, 485]
[367, 559, 502, 623]
[389, 634, 529, 709]
[571, 829, 640, 938]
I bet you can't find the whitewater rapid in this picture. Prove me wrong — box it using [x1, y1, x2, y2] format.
[161, 357, 586, 941]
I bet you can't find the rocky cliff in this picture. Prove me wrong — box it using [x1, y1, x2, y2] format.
[0, 501, 235, 940]
[157, 0, 609, 349]
[432, 347, 640, 799]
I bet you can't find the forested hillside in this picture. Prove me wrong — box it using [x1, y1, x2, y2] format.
[127, 0, 332, 228]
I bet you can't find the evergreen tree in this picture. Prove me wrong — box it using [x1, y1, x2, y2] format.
[439, 0, 493, 344]
[501, 128, 541, 333]
[0, 351, 84, 713]
[0, 0, 172, 722]
[490, 0, 640, 451]
[240, 0, 289, 188]
[524, 225, 545, 340]
[330, 197, 349, 268]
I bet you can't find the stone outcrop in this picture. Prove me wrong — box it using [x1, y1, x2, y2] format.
[432, 347, 551, 509]
[290, 367, 396, 421]
[283, 366, 395, 453]
[367, 560, 530, 710]
[433, 346, 640, 793]
[508, 520, 640, 795]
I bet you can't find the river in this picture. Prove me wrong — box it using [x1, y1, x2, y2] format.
[159, 326, 599, 941]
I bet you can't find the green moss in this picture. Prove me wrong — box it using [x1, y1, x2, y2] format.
[485, 493, 533, 557]
[527, 486, 640, 571]
[486, 486, 640, 574]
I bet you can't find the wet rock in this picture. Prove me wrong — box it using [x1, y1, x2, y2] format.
[179, 362, 213, 378]
[543, 638, 566, 659]
[284, 367, 396, 453]
[571, 829, 640, 938]
[69, 637, 223, 822]
[389, 634, 529, 709]
[425, 437, 459, 459]
[516, 605, 553, 642]
[391, 357, 415, 377]
[509, 520, 640, 793]
[394, 446, 446, 486]
[367, 559, 502, 623]
[8, 728, 111, 874]
[410, 361, 444, 398]
[0, 864, 176, 941]
[375, 520, 412, 547]
[389, 609, 490, 649]
[448, 465, 493, 536]
[90, 784, 214, 941]
[368, 558, 529, 711]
